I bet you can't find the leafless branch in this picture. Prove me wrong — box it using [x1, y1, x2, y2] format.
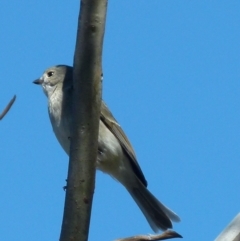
[215, 213, 240, 241]
[115, 230, 182, 241]
[59, 1, 108, 241]
[0, 95, 16, 120]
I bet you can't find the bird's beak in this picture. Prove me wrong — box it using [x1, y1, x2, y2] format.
[33, 78, 43, 85]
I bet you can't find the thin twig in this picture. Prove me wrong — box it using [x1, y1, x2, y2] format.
[115, 230, 183, 241]
[0, 95, 16, 120]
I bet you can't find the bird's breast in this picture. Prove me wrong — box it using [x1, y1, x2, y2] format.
[48, 96, 71, 154]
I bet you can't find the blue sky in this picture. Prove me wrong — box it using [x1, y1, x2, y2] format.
[1, 1, 240, 240]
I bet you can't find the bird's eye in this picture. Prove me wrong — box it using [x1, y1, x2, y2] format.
[47, 71, 54, 77]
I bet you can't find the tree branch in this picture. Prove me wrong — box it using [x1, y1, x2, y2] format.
[214, 213, 240, 241]
[115, 230, 183, 241]
[59, 1, 108, 241]
[0, 95, 16, 120]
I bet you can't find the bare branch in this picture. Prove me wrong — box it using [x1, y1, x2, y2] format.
[215, 213, 240, 241]
[0, 95, 16, 120]
[115, 231, 183, 241]
[59, 1, 108, 241]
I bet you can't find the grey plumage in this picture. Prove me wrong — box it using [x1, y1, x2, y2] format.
[33, 65, 180, 232]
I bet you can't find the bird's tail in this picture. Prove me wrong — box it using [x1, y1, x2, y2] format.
[125, 178, 180, 232]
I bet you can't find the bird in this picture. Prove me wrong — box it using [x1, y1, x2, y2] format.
[33, 65, 180, 232]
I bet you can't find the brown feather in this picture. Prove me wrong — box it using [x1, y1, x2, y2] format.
[100, 101, 148, 187]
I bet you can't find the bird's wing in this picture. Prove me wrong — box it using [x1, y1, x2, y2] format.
[100, 101, 148, 187]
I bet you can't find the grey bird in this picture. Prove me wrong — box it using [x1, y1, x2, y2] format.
[33, 65, 180, 232]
